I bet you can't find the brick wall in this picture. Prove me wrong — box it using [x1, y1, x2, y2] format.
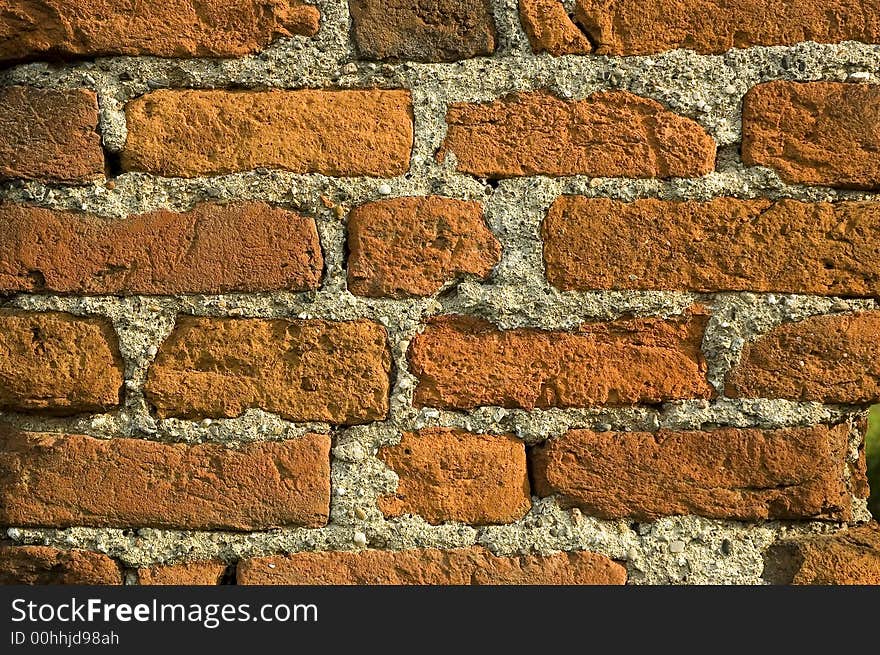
[0, 0, 879, 586]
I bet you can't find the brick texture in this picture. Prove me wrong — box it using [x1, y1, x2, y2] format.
[237, 548, 626, 584]
[0, 202, 323, 295]
[378, 429, 530, 525]
[409, 311, 714, 410]
[145, 317, 391, 423]
[0, 87, 103, 183]
[542, 196, 880, 295]
[726, 311, 880, 403]
[0, 310, 123, 415]
[0, 546, 121, 585]
[520, 0, 880, 56]
[0, 428, 330, 530]
[347, 196, 500, 298]
[743, 81, 880, 189]
[519, 0, 592, 55]
[349, 0, 496, 61]
[764, 523, 880, 585]
[530, 425, 858, 521]
[138, 561, 227, 585]
[0, 1, 319, 63]
[437, 90, 716, 179]
[122, 89, 413, 178]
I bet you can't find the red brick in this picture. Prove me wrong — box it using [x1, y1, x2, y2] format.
[0, 428, 330, 530]
[350, 0, 496, 61]
[530, 425, 857, 521]
[138, 561, 227, 585]
[145, 317, 391, 423]
[237, 548, 626, 584]
[0, 310, 123, 415]
[743, 81, 880, 189]
[0, 202, 322, 295]
[347, 196, 500, 298]
[543, 196, 880, 295]
[378, 429, 531, 525]
[726, 311, 880, 404]
[0, 87, 103, 183]
[764, 523, 880, 585]
[437, 90, 716, 179]
[409, 311, 714, 410]
[122, 89, 413, 178]
[0, 0, 319, 62]
[520, 0, 880, 56]
[519, 0, 591, 56]
[0, 547, 121, 585]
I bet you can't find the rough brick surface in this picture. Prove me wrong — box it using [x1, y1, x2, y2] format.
[0, 202, 322, 295]
[347, 196, 500, 298]
[409, 311, 713, 410]
[0, 1, 319, 63]
[237, 548, 626, 584]
[0, 86, 103, 183]
[145, 317, 391, 423]
[530, 425, 857, 521]
[519, 0, 591, 55]
[378, 429, 530, 525]
[0, 428, 330, 530]
[520, 1, 880, 56]
[543, 196, 880, 295]
[122, 89, 413, 178]
[727, 311, 880, 403]
[764, 523, 880, 585]
[743, 81, 880, 189]
[0, 310, 123, 415]
[437, 90, 716, 179]
[350, 0, 496, 61]
[0, 546, 121, 585]
[138, 561, 227, 585]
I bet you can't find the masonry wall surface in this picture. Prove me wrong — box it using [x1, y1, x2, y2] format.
[1, 0, 880, 585]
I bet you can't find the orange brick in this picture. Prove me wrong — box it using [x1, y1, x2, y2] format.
[409, 311, 714, 410]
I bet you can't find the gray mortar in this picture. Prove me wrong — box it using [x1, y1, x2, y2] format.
[1, 0, 878, 584]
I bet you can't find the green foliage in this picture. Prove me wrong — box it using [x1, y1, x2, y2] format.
[866, 405, 880, 519]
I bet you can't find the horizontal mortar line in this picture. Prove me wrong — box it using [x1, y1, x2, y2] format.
[3, 42, 880, 82]
[0, 400, 865, 443]
[0, 516, 847, 560]
[3, 290, 877, 319]
[5, 171, 880, 209]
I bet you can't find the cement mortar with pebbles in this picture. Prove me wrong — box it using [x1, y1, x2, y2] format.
[1, 0, 879, 584]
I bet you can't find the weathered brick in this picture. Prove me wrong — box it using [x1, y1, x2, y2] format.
[138, 561, 227, 585]
[0, 428, 330, 530]
[378, 429, 530, 525]
[349, 0, 496, 61]
[764, 523, 880, 585]
[437, 90, 716, 179]
[0, 202, 322, 295]
[237, 548, 626, 584]
[409, 311, 713, 410]
[726, 311, 880, 403]
[0, 546, 121, 585]
[0, 87, 103, 183]
[437, 91, 716, 178]
[543, 197, 880, 295]
[145, 317, 390, 423]
[743, 81, 880, 189]
[347, 196, 500, 298]
[0, 0, 319, 62]
[122, 89, 413, 178]
[520, 0, 880, 56]
[0, 310, 123, 415]
[530, 425, 857, 521]
[519, 0, 591, 56]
